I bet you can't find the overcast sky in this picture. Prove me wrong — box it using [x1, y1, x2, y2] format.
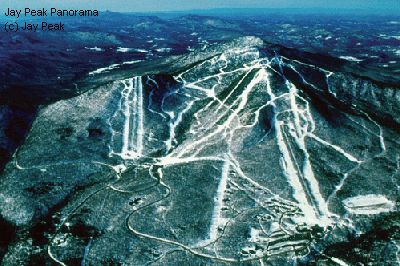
[5, 0, 400, 12]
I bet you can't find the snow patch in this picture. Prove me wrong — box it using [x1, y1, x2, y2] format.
[85, 46, 103, 52]
[339, 56, 363, 62]
[117, 47, 148, 53]
[156, 48, 172, 53]
[89, 64, 119, 75]
[88, 60, 141, 75]
[343, 194, 395, 215]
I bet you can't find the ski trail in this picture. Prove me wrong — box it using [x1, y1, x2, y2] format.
[121, 78, 134, 157]
[308, 134, 361, 163]
[196, 159, 230, 247]
[165, 101, 194, 153]
[136, 76, 144, 156]
[114, 76, 145, 160]
[170, 68, 266, 159]
[264, 70, 331, 226]
[286, 82, 332, 225]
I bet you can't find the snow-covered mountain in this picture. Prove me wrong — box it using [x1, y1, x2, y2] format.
[1, 37, 399, 265]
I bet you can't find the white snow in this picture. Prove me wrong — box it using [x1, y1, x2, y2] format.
[122, 60, 142, 65]
[156, 48, 172, 53]
[343, 194, 395, 215]
[117, 47, 148, 53]
[110, 77, 145, 160]
[331, 257, 349, 266]
[88, 64, 119, 75]
[339, 56, 363, 62]
[196, 160, 230, 247]
[88, 60, 141, 75]
[85, 46, 103, 52]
